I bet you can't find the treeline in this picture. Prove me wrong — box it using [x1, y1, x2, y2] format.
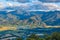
[16, 32, 60, 40]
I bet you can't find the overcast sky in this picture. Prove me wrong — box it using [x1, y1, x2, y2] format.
[0, 0, 60, 10]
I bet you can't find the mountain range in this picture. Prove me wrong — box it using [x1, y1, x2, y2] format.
[0, 10, 60, 28]
[0, 0, 60, 28]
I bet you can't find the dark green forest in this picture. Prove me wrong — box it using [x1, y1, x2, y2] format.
[16, 32, 60, 40]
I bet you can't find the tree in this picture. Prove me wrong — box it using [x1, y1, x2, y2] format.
[45, 32, 60, 40]
[26, 34, 44, 40]
[51, 32, 60, 40]
[16, 38, 22, 40]
[45, 35, 51, 40]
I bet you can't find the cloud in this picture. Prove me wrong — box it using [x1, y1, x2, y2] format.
[6, 2, 13, 7]
[43, 3, 60, 10]
[0, 2, 6, 9]
[38, 0, 60, 2]
[0, 0, 60, 11]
